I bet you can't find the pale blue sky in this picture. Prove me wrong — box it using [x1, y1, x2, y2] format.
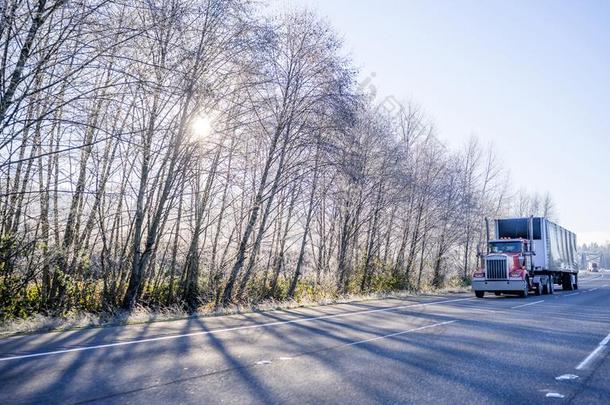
[275, 0, 610, 244]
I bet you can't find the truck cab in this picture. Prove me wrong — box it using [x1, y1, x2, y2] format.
[472, 239, 531, 298]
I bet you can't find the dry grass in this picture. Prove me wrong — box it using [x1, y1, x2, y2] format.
[0, 286, 470, 338]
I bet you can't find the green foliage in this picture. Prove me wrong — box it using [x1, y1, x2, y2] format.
[453, 274, 471, 287]
[0, 255, 455, 322]
[0, 278, 42, 320]
[0, 268, 105, 321]
[293, 280, 317, 301]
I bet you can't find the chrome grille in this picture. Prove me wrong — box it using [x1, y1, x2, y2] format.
[486, 257, 507, 279]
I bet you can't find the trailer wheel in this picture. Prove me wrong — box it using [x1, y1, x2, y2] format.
[563, 273, 573, 291]
[542, 277, 552, 295]
[573, 274, 578, 290]
[475, 291, 485, 298]
[549, 277, 554, 294]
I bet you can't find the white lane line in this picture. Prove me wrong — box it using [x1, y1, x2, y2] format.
[345, 320, 457, 347]
[0, 297, 472, 362]
[576, 332, 610, 370]
[511, 300, 544, 309]
[555, 374, 578, 380]
[565, 292, 580, 297]
[589, 288, 599, 292]
[467, 308, 497, 314]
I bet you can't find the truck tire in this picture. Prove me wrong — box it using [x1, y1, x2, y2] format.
[541, 279, 548, 295]
[520, 276, 530, 298]
[475, 291, 485, 298]
[563, 273, 573, 291]
[574, 274, 578, 290]
[542, 277, 552, 295]
[549, 277, 554, 294]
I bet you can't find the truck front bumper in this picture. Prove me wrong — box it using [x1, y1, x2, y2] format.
[471, 279, 527, 292]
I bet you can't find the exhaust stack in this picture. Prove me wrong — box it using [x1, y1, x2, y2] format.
[528, 216, 535, 271]
[485, 217, 490, 254]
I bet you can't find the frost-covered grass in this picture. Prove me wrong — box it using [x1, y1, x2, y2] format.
[0, 286, 469, 337]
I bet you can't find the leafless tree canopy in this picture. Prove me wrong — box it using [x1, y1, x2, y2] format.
[0, 0, 552, 318]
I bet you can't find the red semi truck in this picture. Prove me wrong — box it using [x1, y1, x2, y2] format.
[472, 217, 579, 298]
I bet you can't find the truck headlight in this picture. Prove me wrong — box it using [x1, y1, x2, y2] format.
[509, 270, 524, 279]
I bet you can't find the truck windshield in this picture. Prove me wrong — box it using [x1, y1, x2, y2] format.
[489, 242, 522, 254]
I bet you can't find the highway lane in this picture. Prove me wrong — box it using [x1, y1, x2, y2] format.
[0, 272, 608, 404]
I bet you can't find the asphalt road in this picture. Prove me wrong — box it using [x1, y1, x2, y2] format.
[1, 271, 609, 404]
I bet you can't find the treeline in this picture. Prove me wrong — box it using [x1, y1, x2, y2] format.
[580, 243, 610, 268]
[0, 0, 544, 319]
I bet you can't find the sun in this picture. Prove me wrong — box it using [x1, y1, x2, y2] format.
[191, 114, 213, 140]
